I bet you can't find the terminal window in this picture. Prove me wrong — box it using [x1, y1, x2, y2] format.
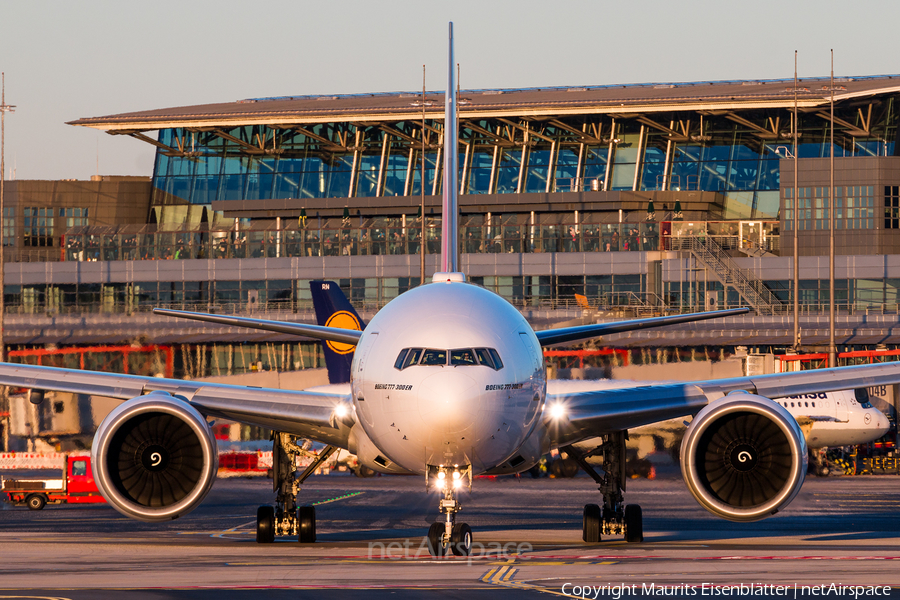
[2, 207, 13, 246]
[786, 186, 874, 230]
[60, 207, 89, 228]
[885, 186, 900, 229]
[23, 207, 55, 247]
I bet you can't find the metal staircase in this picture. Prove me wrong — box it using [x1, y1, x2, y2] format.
[678, 236, 783, 316]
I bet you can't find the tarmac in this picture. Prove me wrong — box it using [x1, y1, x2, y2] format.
[1, 466, 900, 599]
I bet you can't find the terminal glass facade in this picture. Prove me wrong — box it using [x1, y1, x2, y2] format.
[150, 100, 898, 222]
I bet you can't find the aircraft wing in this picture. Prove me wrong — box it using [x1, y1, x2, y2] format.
[0, 362, 352, 445]
[548, 361, 900, 440]
[157, 306, 748, 350]
[152, 308, 362, 345]
[535, 307, 750, 346]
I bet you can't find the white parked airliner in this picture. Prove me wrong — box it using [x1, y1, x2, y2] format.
[2, 23, 900, 556]
[550, 380, 891, 454]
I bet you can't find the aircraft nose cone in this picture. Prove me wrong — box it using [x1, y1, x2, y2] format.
[418, 370, 478, 434]
[873, 412, 890, 436]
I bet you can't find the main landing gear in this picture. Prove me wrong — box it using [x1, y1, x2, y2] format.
[566, 431, 643, 544]
[256, 432, 337, 544]
[426, 465, 473, 557]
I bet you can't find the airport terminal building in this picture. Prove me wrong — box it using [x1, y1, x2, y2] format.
[6, 74, 900, 376]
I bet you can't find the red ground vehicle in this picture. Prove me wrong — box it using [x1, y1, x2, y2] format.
[1, 455, 106, 510]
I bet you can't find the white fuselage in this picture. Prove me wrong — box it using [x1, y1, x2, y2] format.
[349, 281, 547, 474]
[774, 390, 890, 447]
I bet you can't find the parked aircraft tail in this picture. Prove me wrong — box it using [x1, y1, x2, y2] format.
[310, 280, 365, 384]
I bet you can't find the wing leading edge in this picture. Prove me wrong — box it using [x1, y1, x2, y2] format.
[155, 305, 747, 350]
[0, 362, 352, 446]
[535, 307, 750, 346]
[548, 361, 900, 443]
[152, 308, 363, 345]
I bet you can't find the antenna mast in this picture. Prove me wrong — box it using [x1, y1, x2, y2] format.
[440, 22, 459, 273]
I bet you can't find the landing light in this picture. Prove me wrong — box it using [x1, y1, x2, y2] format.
[334, 403, 349, 418]
[438, 471, 446, 480]
[548, 403, 567, 420]
[452, 471, 461, 480]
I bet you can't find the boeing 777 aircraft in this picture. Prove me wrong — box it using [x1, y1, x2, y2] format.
[2, 24, 900, 557]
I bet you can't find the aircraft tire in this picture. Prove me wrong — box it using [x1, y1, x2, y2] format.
[26, 494, 46, 511]
[298, 505, 316, 543]
[624, 504, 643, 543]
[583, 503, 601, 543]
[256, 505, 275, 543]
[355, 465, 376, 478]
[450, 523, 473, 556]
[559, 458, 579, 478]
[427, 522, 447, 557]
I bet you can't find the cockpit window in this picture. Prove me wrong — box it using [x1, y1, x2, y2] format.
[474, 348, 494, 368]
[401, 348, 423, 369]
[394, 347, 503, 370]
[489, 348, 504, 370]
[394, 349, 409, 370]
[420, 349, 447, 366]
[450, 349, 477, 366]
[854, 388, 873, 408]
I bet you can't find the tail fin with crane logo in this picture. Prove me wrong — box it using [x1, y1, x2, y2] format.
[310, 280, 365, 384]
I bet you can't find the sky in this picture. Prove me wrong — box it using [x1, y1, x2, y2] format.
[2, 0, 900, 181]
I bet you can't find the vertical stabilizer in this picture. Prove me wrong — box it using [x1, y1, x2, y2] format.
[437, 21, 461, 278]
[310, 280, 365, 384]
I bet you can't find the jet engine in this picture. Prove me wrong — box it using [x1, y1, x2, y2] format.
[680, 392, 807, 522]
[91, 392, 218, 522]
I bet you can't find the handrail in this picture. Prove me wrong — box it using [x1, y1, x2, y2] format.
[681, 235, 783, 315]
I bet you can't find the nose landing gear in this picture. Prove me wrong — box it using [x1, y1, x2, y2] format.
[566, 431, 643, 544]
[256, 432, 336, 544]
[426, 465, 473, 556]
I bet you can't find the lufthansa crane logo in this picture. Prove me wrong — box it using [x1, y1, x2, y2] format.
[325, 311, 362, 355]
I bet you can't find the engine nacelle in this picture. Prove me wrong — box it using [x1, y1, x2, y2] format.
[92, 392, 218, 522]
[680, 392, 807, 522]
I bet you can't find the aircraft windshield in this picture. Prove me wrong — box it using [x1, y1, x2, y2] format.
[450, 349, 477, 365]
[395, 347, 503, 370]
[420, 349, 448, 366]
[854, 388, 873, 408]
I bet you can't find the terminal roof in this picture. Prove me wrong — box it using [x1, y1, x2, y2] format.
[68, 75, 900, 132]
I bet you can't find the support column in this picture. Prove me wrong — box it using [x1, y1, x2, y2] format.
[632, 125, 646, 191]
[547, 140, 558, 193]
[349, 129, 362, 198]
[376, 132, 390, 197]
[604, 119, 615, 192]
